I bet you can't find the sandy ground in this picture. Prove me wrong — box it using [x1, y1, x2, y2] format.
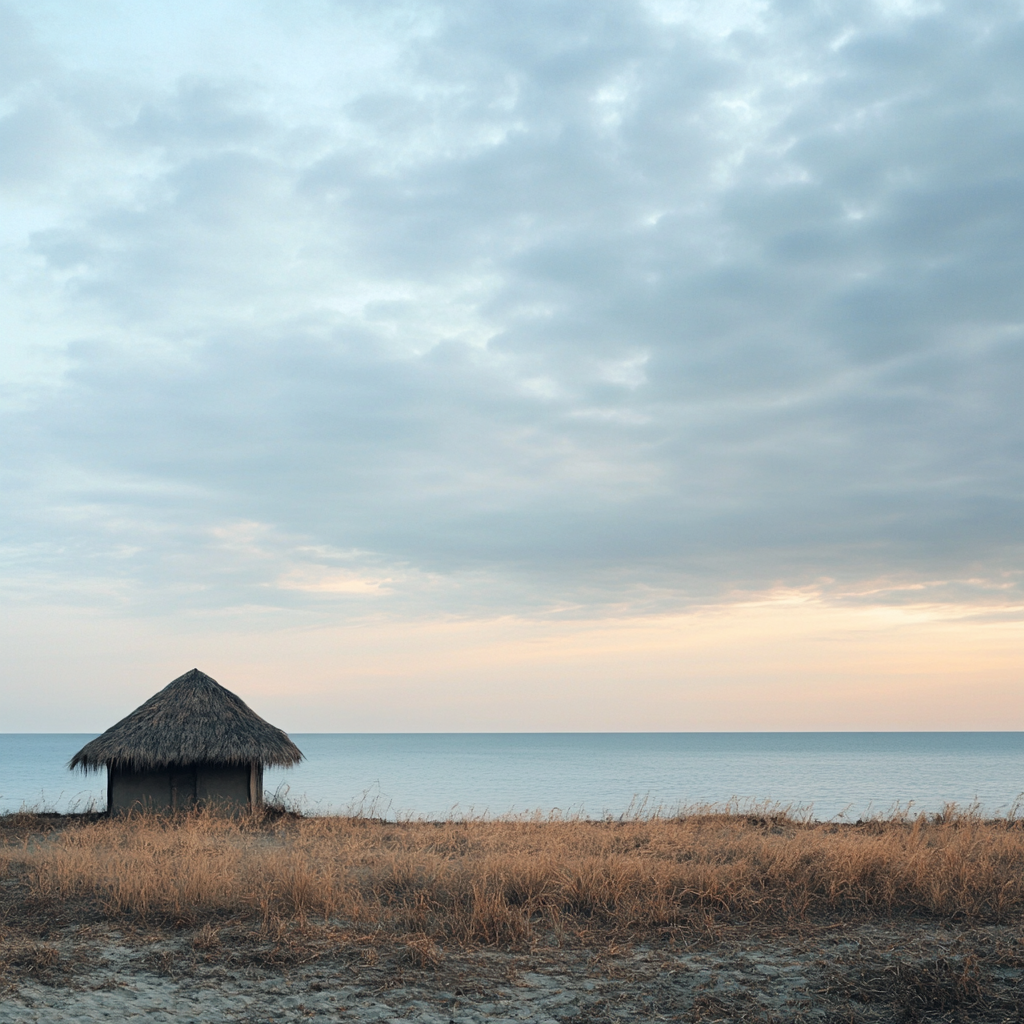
[3, 923, 1023, 1023]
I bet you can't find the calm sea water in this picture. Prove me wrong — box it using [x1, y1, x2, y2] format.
[2, 733, 1022, 820]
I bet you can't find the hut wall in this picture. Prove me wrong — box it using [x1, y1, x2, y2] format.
[196, 764, 251, 810]
[170, 767, 197, 810]
[108, 763, 258, 813]
[109, 768, 174, 813]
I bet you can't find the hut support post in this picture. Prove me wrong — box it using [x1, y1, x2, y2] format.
[249, 762, 262, 810]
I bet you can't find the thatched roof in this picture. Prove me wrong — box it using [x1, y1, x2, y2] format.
[69, 669, 304, 773]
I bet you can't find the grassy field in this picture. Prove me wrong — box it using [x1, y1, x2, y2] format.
[3, 805, 1024, 949]
[4, 808, 1024, 1020]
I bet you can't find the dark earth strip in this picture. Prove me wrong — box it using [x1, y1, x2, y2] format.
[3, 923, 1023, 1023]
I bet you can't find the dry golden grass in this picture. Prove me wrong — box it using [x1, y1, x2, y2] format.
[2, 807, 1024, 948]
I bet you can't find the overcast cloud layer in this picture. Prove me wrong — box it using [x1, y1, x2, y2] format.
[1, 0, 1023, 622]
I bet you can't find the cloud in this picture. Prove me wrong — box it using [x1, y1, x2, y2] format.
[0, 0, 1022, 622]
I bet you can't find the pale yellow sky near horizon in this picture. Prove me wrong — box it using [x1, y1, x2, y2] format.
[4, 592, 1021, 733]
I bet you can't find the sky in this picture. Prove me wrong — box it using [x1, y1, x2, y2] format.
[1, 0, 1021, 732]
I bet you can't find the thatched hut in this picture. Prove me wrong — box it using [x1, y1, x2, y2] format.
[69, 668, 303, 813]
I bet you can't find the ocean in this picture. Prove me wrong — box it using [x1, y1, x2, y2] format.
[2, 732, 1022, 820]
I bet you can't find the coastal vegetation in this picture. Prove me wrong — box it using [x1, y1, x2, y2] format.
[3, 804, 1023, 948]
[5, 806, 1024, 1019]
